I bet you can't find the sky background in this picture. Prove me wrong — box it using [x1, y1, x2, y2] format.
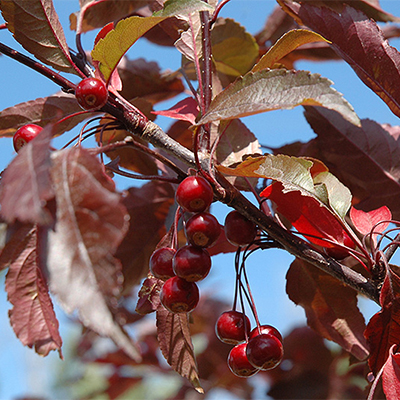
[0, 1, 399, 399]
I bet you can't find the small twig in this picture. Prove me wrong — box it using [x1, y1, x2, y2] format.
[211, 0, 232, 24]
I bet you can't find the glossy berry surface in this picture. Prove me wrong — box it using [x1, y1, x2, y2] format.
[149, 247, 176, 280]
[224, 210, 258, 246]
[216, 310, 251, 344]
[176, 176, 213, 213]
[249, 324, 283, 343]
[185, 212, 221, 248]
[13, 124, 43, 152]
[75, 77, 108, 110]
[246, 333, 283, 370]
[173, 245, 211, 282]
[325, 232, 356, 260]
[228, 342, 260, 378]
[160, 276, 199, 313]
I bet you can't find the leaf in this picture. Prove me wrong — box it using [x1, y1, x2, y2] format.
[0, 93, 88, 137]
[365, 265, 400, 375]
[135, 276, 163, 315]
[382, 346, 400, 400]
[156, 305, 203, 393]
[350, 206, 391, 236]
[0, 0, 80, 75]
[153, 0, 214, 17]
[197, 69, 360, 126]
[70, 0, 149, 33]
[279, 2, 400, 119]
[3, 226, 62, 357]
[211, 18, 259, 77]
[152, 97, 199, 124]
[252, 29, 330, 72]
[116, 182, 175, 292]
[118, 58, 185, 105]
[91, 16, 167, 84]
[286, 259, 368, 360]
[0, 126, 54, 226]
[303, 107, 400, 219]
[46, 147, 140, 361]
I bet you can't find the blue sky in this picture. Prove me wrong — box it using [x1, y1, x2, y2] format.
[0, 1, 399, 399]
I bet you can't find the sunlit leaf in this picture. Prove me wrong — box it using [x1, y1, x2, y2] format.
[156, 305, 203, 393]
[153, 0, 214, 17]
[46, 147, 140, 361]
[350, 206, 391, 237]
[197, 69, 360, 126]
[252, 29, 329, 72]
[279, 2, 400, 119]
[287, 259, 368, 360]
[92, 16, 167, 84]
[0, 0, 80, 75]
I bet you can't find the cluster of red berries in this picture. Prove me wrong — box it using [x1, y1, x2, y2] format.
[216, 310, 284, 377]
[151, 175, 220, 314]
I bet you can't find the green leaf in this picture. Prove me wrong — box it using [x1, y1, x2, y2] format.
[197, 69, 360, 126]
[212, 18, 259, 77]
[153, 0, 214, 17]
[91, 16, 167, 84]
[252, 29, 329, 72]
[0, 0, 81, 75]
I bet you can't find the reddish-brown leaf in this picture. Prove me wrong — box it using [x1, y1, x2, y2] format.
[286, 259, 368, 360]
[46, 147, 140, 361]
[0, 0, 81, 75]
[365, 265, 400, 375]
[4, 226, 62, 357]
[302, 107, 400, 219]
[116, 182, 175, 292]
[0, 126, 54, 226]
[156, 305, 203, 393]
[135, 275, 163, 315]
[382, 345, 400, 400]
[279, 2, 400, 118]
[0, 93, 88, 137]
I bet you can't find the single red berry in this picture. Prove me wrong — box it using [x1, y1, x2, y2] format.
[75, 77, 108, 110]
[246, 333, 283, 370]
[228, 342, 260, 378]
[160, 276, 199, 313]
[224, 210, 258, 246]
[173, 245, 211, 282]
[325, 232, 356, 260]
[13, 124, 43, 152]
[149, 247, 176, 281]
[216, 310, 251, 344]
[176, 176, 213, 213]
[249, 324, 283, 343]
[185, 212, 221, 248]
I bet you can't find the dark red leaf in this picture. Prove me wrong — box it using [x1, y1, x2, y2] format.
[4, 226, 62, 357]
[280, 2, 400, 118]
[301, 107, 400, 219]
[135, 275, 163, 315]
[0, 126, 54, 226]
[365, 265, 400, 375]
[286, 259, 368, 360]
[382, 345, 400, 400]
[156, 305, 203, 393]
[46, 147, 140, 361]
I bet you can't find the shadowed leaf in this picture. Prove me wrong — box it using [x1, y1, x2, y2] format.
[46, 147, 140, 361]
[0, 126, 54, 226]
[3, 226, 62, 357]
[197, 69, 359, 126]
[0, 0, 80, 74]
[156, 305, 203, 393]
[286, 259, 368, 360]
[0, 93, 88, 137]
[382, 346, 400, 400]
[153, 0, 213, 17]
[365, 265, 400, 375]
[279, 2, 400, 119]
